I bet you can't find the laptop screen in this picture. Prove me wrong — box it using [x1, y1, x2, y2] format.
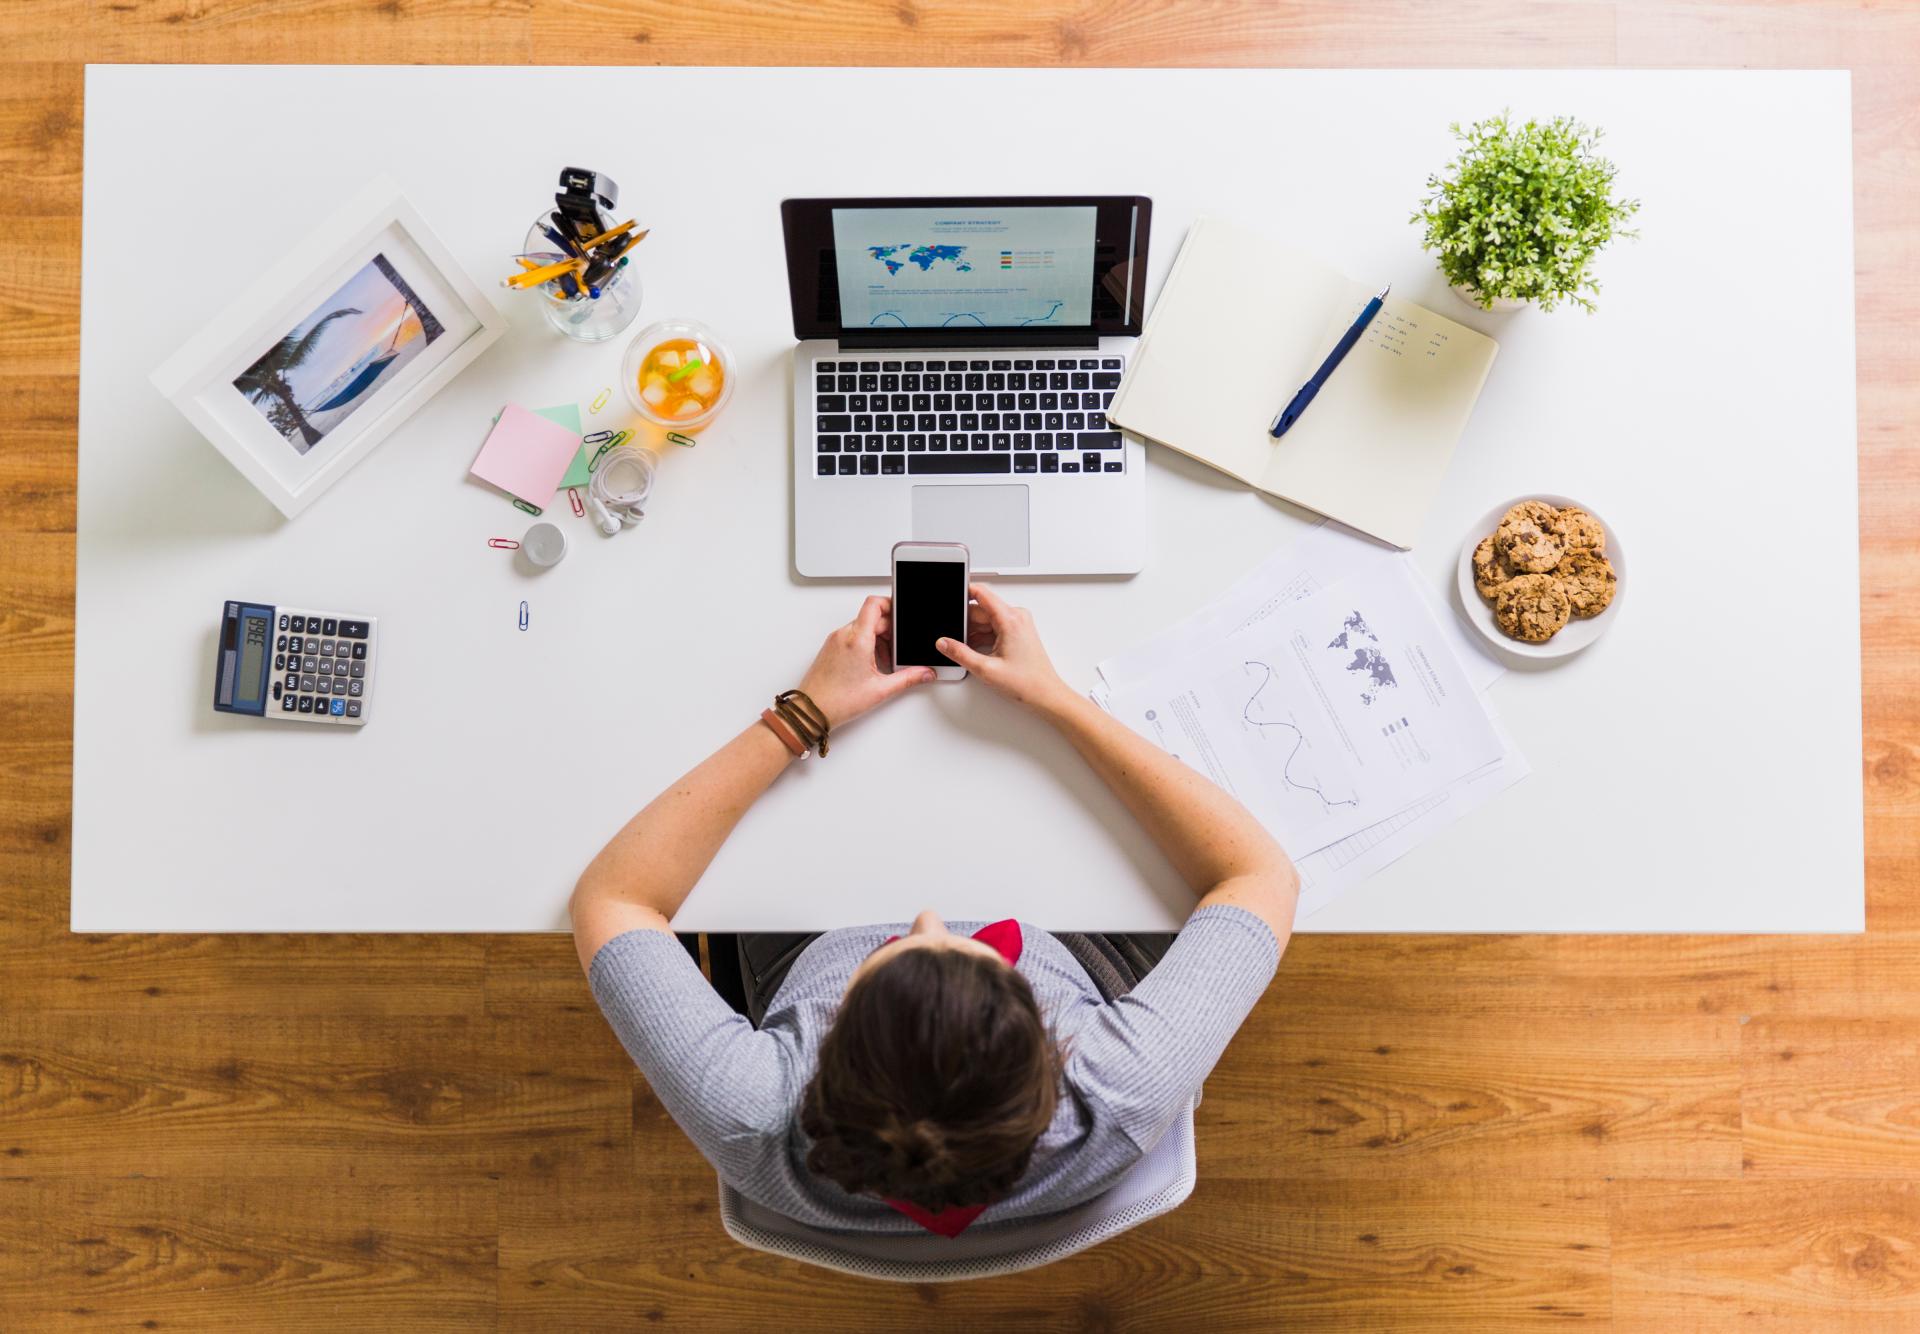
[782, 196, 1151, 344]
[830, 205, 1097, 331]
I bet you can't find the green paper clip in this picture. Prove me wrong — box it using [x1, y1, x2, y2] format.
[514, 498, 543, 516]
[609, 429, 631, 448]
[587, 442, 616, 472]
[667, 432, 697, 448]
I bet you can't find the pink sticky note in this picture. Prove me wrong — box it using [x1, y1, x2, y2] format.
[469, 402, 582, 506]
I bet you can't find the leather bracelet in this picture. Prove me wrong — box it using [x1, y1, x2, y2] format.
[775, 689, 831, 757]
[760, 708, 808, 758]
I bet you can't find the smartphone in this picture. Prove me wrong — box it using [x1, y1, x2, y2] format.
[890, 541, 970, 681]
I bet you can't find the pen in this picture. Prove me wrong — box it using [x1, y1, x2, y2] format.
[1270, 283, 1390, 439]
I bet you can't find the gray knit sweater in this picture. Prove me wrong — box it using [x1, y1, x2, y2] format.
[588, 906, 1277, 1232]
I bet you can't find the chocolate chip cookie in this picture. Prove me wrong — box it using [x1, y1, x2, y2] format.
[1472, 534, 1517, 603]
[1495, 502, 1564, 573]
[1494, 573, 1572, 643]
[1552, 506, 1607, 555]
[1555, 548, 1617, 619]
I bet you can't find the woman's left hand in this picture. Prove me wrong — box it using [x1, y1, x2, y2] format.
[797, 596, 934, 728]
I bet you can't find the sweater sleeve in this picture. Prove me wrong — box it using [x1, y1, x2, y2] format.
[588, 930, 797, 1183]
[1064, 904, 1279, 1150]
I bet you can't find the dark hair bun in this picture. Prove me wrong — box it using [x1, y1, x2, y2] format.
[801, 948, 1059, 1213]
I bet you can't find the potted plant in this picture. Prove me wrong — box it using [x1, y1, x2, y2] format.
[1413, 113, 1639, 312]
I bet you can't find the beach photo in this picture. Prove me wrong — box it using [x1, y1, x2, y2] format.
[233, 253, 445, 455]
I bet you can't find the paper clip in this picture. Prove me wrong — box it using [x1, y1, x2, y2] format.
[568, 487, 585, 517]
[589, 387, 611, 414]
[487, 537, 521, 550]
[587, 441, 616, 473]
[514, 498, 543, 517]
[667, 432, 698, 448]
[518, 601, 530, 632]
[582, 429, 614, 445]
[608, 429, 631, 448]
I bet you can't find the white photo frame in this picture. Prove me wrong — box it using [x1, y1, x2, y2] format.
[151, 177, 506, 519]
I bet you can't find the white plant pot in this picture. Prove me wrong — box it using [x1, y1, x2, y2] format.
[1451, 282, 1528, 313]
[1451, 282, 1528, 312]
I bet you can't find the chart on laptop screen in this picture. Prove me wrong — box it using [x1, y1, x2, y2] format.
[831, 205, 1096, 330]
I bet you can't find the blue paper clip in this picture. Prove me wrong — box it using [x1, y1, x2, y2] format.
[518, 601, 530, 632]
[582, 429, 614, 445]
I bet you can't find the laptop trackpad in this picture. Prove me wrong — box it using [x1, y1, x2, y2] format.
[911, 485, 1030, 570]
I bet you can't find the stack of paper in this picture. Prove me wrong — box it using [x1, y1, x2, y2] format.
[1092, 522, 1528, 919]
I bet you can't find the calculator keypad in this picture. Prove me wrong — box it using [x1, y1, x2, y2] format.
[262, 607, 376, 726]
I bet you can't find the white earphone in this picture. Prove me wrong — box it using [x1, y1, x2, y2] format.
[587, 446, 656, 535]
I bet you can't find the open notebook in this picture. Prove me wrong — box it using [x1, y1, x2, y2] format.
[1109, 217, 1498, 549]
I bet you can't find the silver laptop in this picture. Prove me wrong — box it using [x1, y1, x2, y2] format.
[784, 196, 1153, 577]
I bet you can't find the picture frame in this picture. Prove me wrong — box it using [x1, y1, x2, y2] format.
[150, 176, 507, 519]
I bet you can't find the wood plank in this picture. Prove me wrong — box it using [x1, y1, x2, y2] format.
[1204, 1013, 1742, 1178]
[482, 933, 599, 1016]
[1269, 933, 1920, 1021]
[1611, 1180, 1920, 1331]
[1743, 1020, 1920, 1177]
[0, 377, 80, 532]
[0, 1177, 497, 1331]
[500, 1172, 1610, 1330]
[0, 1014, 633, 1181]
[0, 927, 488, 1016]
[85, 0, 533, 65]
[0, 65, 82, 218]
[0, 232, 77, 376]
[529, 0, 1617, 68]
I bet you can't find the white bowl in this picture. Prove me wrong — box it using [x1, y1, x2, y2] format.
[1454, 494, 1626, 662]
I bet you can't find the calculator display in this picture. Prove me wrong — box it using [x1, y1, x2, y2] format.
[235, 614, 269, 706]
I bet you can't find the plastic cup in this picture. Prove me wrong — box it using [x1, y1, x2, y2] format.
[621, 319, 735, 434]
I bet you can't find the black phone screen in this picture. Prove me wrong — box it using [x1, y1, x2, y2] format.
[893, 560, 967, 668]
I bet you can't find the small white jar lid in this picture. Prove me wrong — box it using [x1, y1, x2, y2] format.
[523, 521, 568, 567]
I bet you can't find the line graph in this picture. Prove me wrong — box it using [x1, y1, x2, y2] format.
[1241, 661, 1359, 813]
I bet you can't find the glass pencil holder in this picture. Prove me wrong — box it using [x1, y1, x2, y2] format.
[522, 216, 644, 343]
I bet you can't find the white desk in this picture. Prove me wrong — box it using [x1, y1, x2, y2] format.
[73, 66, 1861, 932]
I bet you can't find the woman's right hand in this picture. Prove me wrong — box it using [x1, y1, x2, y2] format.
[936, 583, 1078, 715]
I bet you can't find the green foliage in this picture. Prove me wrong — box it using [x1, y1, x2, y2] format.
[1413, 113, 1639, 312]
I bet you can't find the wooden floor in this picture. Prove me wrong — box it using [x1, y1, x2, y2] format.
[5, 3, 1918, 1329]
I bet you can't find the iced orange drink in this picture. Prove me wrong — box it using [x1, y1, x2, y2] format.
[622, 321, 734, 434]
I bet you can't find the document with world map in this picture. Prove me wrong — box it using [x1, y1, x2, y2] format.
[1099, 556, 1506, 859]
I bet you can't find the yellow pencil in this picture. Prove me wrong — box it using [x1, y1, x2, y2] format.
[502, 257, 584, 290]
[582, 219, 638, 250]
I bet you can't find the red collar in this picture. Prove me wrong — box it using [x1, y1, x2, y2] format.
[880, 919, 1022, 1238]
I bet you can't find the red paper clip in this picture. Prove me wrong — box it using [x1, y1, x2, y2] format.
[568, 487, 585, 517]
[488, 537, 521, 550]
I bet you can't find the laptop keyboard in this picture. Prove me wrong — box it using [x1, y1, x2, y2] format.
[809, 354, 1127, 478]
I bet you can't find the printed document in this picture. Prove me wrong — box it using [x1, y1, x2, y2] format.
[1102, 559, 1506, 855]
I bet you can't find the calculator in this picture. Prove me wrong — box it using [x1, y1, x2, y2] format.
[213, 601, 379, 725]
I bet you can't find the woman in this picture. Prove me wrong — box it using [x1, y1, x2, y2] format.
[571, 585, 1297, 1235]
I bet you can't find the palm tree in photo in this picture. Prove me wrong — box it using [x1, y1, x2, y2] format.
[233, 307, 361, 450]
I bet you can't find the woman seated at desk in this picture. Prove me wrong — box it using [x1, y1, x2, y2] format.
[570, 586, 1297, 1235]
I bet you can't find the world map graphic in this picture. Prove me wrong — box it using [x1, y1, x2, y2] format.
[1327, 610, 1398, 706]
[866, 244, 973, 276]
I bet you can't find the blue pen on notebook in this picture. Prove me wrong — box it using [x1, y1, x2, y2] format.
[1270, 283, 1391, 439]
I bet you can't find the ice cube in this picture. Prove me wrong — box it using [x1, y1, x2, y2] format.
[641, 376, 668, 407]
[687, 368, 717, 397]
[673, 396, 705, 419]
[653, 348, 681, 370]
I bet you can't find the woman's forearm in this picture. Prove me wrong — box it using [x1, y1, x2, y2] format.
[573, 722, 795, 922]
[1039, 690, 1296, 898]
